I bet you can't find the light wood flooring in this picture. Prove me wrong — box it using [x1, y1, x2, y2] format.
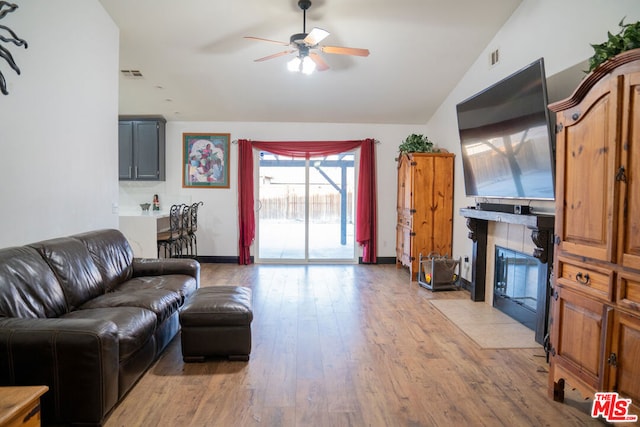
[104, 263, 601, 427]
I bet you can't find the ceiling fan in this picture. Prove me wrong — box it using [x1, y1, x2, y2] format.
[244, 0, 370, 74]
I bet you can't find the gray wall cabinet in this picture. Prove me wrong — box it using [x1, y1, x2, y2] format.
[119, 117, 166, 181]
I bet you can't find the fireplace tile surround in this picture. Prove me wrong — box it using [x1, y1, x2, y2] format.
[460, 208, 554, 344]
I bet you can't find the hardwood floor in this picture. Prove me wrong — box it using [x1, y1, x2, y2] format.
[105, 263, 601, 427]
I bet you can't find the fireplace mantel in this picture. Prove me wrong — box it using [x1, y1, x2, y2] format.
[459, 207, 554, 230]
[459, 207, 555, 301]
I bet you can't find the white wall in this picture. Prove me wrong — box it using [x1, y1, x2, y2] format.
[119, 0, 640, 261]
[4, 0, 635, 264]
[119, 122, 425, 258]
[425, 0, 640, 281]
[0, 0, 119, 247]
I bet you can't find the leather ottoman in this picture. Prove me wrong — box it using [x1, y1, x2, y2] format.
[179, 286, 253, 362]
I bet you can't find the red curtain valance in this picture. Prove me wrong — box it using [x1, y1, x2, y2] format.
[238, 138, 377, 264]
[249, 140, 364, 158]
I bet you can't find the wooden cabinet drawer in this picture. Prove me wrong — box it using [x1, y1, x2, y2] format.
[617, 271, 640, 311]
[556, 257, 613, 301]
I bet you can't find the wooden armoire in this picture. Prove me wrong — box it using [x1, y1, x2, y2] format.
[548, 49, 640, 414]
[396, 152, 454, 280]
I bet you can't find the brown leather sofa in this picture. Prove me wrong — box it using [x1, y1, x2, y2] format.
[0, 229, 199, 426]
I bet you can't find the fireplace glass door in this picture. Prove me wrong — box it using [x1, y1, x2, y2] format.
[493, 246, 544, 331]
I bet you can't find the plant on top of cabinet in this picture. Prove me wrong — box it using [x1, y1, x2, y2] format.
[398, 134, 440, 154]
[588, 19, 640, 72]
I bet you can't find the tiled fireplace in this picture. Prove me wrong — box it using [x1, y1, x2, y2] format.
[460, 207, 554, 344]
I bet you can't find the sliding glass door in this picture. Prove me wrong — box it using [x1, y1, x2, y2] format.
[257, 150, 356, 263]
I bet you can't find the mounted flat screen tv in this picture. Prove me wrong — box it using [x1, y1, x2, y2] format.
[456, 58, 555, 200]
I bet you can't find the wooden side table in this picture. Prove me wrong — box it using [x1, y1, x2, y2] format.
[0, 386, 48, 427]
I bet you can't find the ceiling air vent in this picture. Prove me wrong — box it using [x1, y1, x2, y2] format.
[120, 69, 144, 79]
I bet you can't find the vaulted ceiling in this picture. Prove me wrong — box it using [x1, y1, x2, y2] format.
[98, 0, 522, 124]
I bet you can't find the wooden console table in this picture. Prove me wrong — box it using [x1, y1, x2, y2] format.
[0, 386, 48, 427]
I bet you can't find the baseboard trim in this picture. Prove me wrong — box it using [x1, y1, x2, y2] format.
[368, 256, 396, 264]
[191, 256, 245, 264]
[190, 256, 397, 265]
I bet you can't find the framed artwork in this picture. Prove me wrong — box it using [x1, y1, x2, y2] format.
[182, 133, 230, 188]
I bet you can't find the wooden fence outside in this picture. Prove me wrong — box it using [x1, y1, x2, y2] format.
[259, 193, 354, 223]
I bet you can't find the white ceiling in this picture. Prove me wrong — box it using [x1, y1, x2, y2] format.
[98, 0, 522, 124]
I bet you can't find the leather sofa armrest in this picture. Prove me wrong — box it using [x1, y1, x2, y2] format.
[0, 317, 120, 425]
[132, 257, 200, 285]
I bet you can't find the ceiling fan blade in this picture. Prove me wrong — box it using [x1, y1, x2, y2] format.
[254, 50, 296, 62]
[321, 45, 370, 57]
[304, 27, 330, 46]
[244, 36, 290, 46]
[309, 52, 330, 71]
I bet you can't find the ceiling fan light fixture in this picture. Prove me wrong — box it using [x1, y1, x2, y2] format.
[301, 56, 316, 75]
[287, 54, 316, 75]
[287, 56, 302, 72]
[246, 0, 369, 73]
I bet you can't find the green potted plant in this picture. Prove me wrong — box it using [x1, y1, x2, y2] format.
[398, 133, 440, 154]
[588, 18, 640, 72]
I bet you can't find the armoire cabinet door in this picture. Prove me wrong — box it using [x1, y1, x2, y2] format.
[554, 77, 620, 263]
[551, 286, 610, 391]
[396, 224, 411, 267]
[396, 155, 412, 269]
[411, 156, 432, 261]
[431, 155, 454, 257]
[619, 72, 640, 271]
[607, 309, 640, 414]
[396, 155, 412, 214]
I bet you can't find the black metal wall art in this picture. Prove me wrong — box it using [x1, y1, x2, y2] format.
[0, 1, 28, 95]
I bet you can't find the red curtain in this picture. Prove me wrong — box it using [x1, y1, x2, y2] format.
[238, 139, 255, 265]
[237, 138, 377, 264]
[355, 139, 377, 263]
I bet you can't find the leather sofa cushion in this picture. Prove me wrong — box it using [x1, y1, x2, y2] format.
[115, 275, 198, 305]
[29, 238, 104, 311]
[63, 307, 156, 361]
[0, 246, 67, 318]
[132, 258, 200, 283]
[74, 229, 134, 292]
[79, 288, 181, 326]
